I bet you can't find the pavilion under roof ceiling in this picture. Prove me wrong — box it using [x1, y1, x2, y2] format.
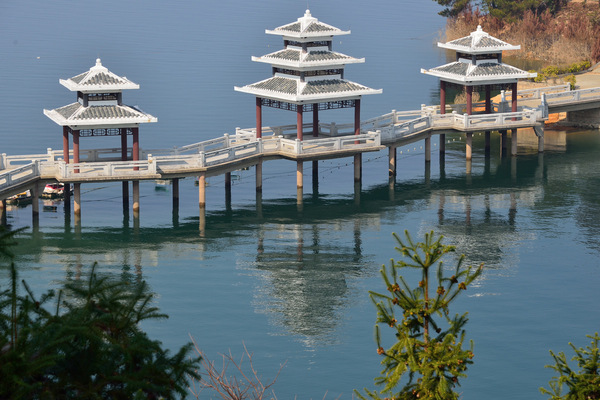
[60, 58, 140, 93]
[439, 25, 520, 54]
[235, 76, 381, 103]
[44, 102, 157, 129]
[421, 61, 536, 85]
[266, 9, 350, 39]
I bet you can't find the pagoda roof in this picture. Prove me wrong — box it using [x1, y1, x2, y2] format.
[421, 61, 536, 85]
[44, 102, 157, 129]
[59, 59, 140, 93]
[234, 76, 381, 103]
[252, 48, 363, 69]
[266, 9, 350, 39]
[439, 26, 520, 54]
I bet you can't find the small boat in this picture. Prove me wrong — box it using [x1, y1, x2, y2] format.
[41, 183, 68, 198]
[155, 179, 170, 191]
[7, 190, 32, 206]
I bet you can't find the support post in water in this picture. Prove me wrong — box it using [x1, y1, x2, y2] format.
[388, 146, 396, 180]
[354, 153, 362, 184]
[511, 129, 518, 156]
[466, 132, 473, 161]
[132, 181, 140, 213]
[256, 160, 262, 193]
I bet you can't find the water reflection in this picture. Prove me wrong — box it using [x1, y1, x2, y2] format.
[252, 220, 367, 344]
[5, 130, 600, 346]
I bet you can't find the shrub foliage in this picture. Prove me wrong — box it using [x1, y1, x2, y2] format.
[357, 231, 482, 400]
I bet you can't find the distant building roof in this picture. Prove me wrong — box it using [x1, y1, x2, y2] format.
[421, 61, 536, 85]
[235, 76, 381, 103]
[438, 25, 520, 54]
[266, 9, 350, 39]
[59, 58, 140, 93]
[44, 102, 157, 129]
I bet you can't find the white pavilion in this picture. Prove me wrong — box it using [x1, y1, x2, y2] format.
[421, 25, 536, 116]
[44, 58, 157, 214]
[235, 9, 382, 141]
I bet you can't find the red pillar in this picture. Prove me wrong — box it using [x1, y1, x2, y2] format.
[297, 104, 303, 141]
[466, 86, 473, 115]
[485, 85, 492, 114]
[511, 82, 518, 112]
[440, 81, 446, 115]
[63, 126, 71, 205]
[354, 98, 361, 135]
[63, 126, 70, 163]
[312, 106, 319, 137]
[256, 97, 262, 139]
[73, 130, 80, 173]
[120, 128, 128, 161]
[132, 128, 139, 161]
[133, 127, 139, 171]
[121, 128, 129, 207]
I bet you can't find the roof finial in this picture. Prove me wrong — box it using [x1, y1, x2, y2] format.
[96, 58, 102, 67]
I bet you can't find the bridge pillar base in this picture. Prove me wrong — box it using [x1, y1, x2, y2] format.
[256, 160, 263, 193]
[297, 161, 303, 189]
[172, 178, 179, 209]
[0, 200, 6, 226]
[198, 173, 206, 210]
[425, 136, 431, 163]
[501, 130, 508, 157]
[74, 183, 81, 217]
[439, 134, 445, 155]
[466, 132, 473, 161]
[354, 154, 362, 183]
[538, 135, 544, 153]
[511, 129, 518, 157]
[388, 146, 396, 180]
[132, 181, 140, 213]
[485, 131, 491, 155]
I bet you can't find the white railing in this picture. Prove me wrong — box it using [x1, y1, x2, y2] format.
[58, 160, 157, 179]
[0, 162, 40, 192]
[295, 133, 381, 154]
[545, 87, 600, 104]
[379, 116, 431, 143]
[460, 111, 537, 129]
[361, 109, 425, 132]
[0, 148, 57, 169]
[506, 84, 570, 100]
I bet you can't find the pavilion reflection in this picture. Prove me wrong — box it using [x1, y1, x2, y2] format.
[252, 219, 370, 343]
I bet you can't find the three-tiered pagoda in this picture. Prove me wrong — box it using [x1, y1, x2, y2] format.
[44, 58, 157, 214]
[421, 25, 536, 116]
[235, 9, 381, 140]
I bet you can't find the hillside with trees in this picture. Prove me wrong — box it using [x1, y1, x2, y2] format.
[435, 0, 600, 67]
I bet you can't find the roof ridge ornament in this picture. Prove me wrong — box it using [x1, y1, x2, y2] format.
[299, 8, 317, 32]
[470, 25, 488, 48]
[90, 58, 108, 73]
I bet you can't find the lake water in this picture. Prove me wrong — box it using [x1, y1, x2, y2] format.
[1, 1, 599, 399]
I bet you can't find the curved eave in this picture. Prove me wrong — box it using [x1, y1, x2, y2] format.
[43, 108, 157, 129]
[59, 78, 140, 92]
[251, 55, 364, 69]
[421, 68, 536, 85]
[266, 29, 350, 39]
[234, 84, 381, 104]
[438, 42, 520, 54]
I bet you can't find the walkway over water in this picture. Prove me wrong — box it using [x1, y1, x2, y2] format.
[1, 84, 599, 204]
